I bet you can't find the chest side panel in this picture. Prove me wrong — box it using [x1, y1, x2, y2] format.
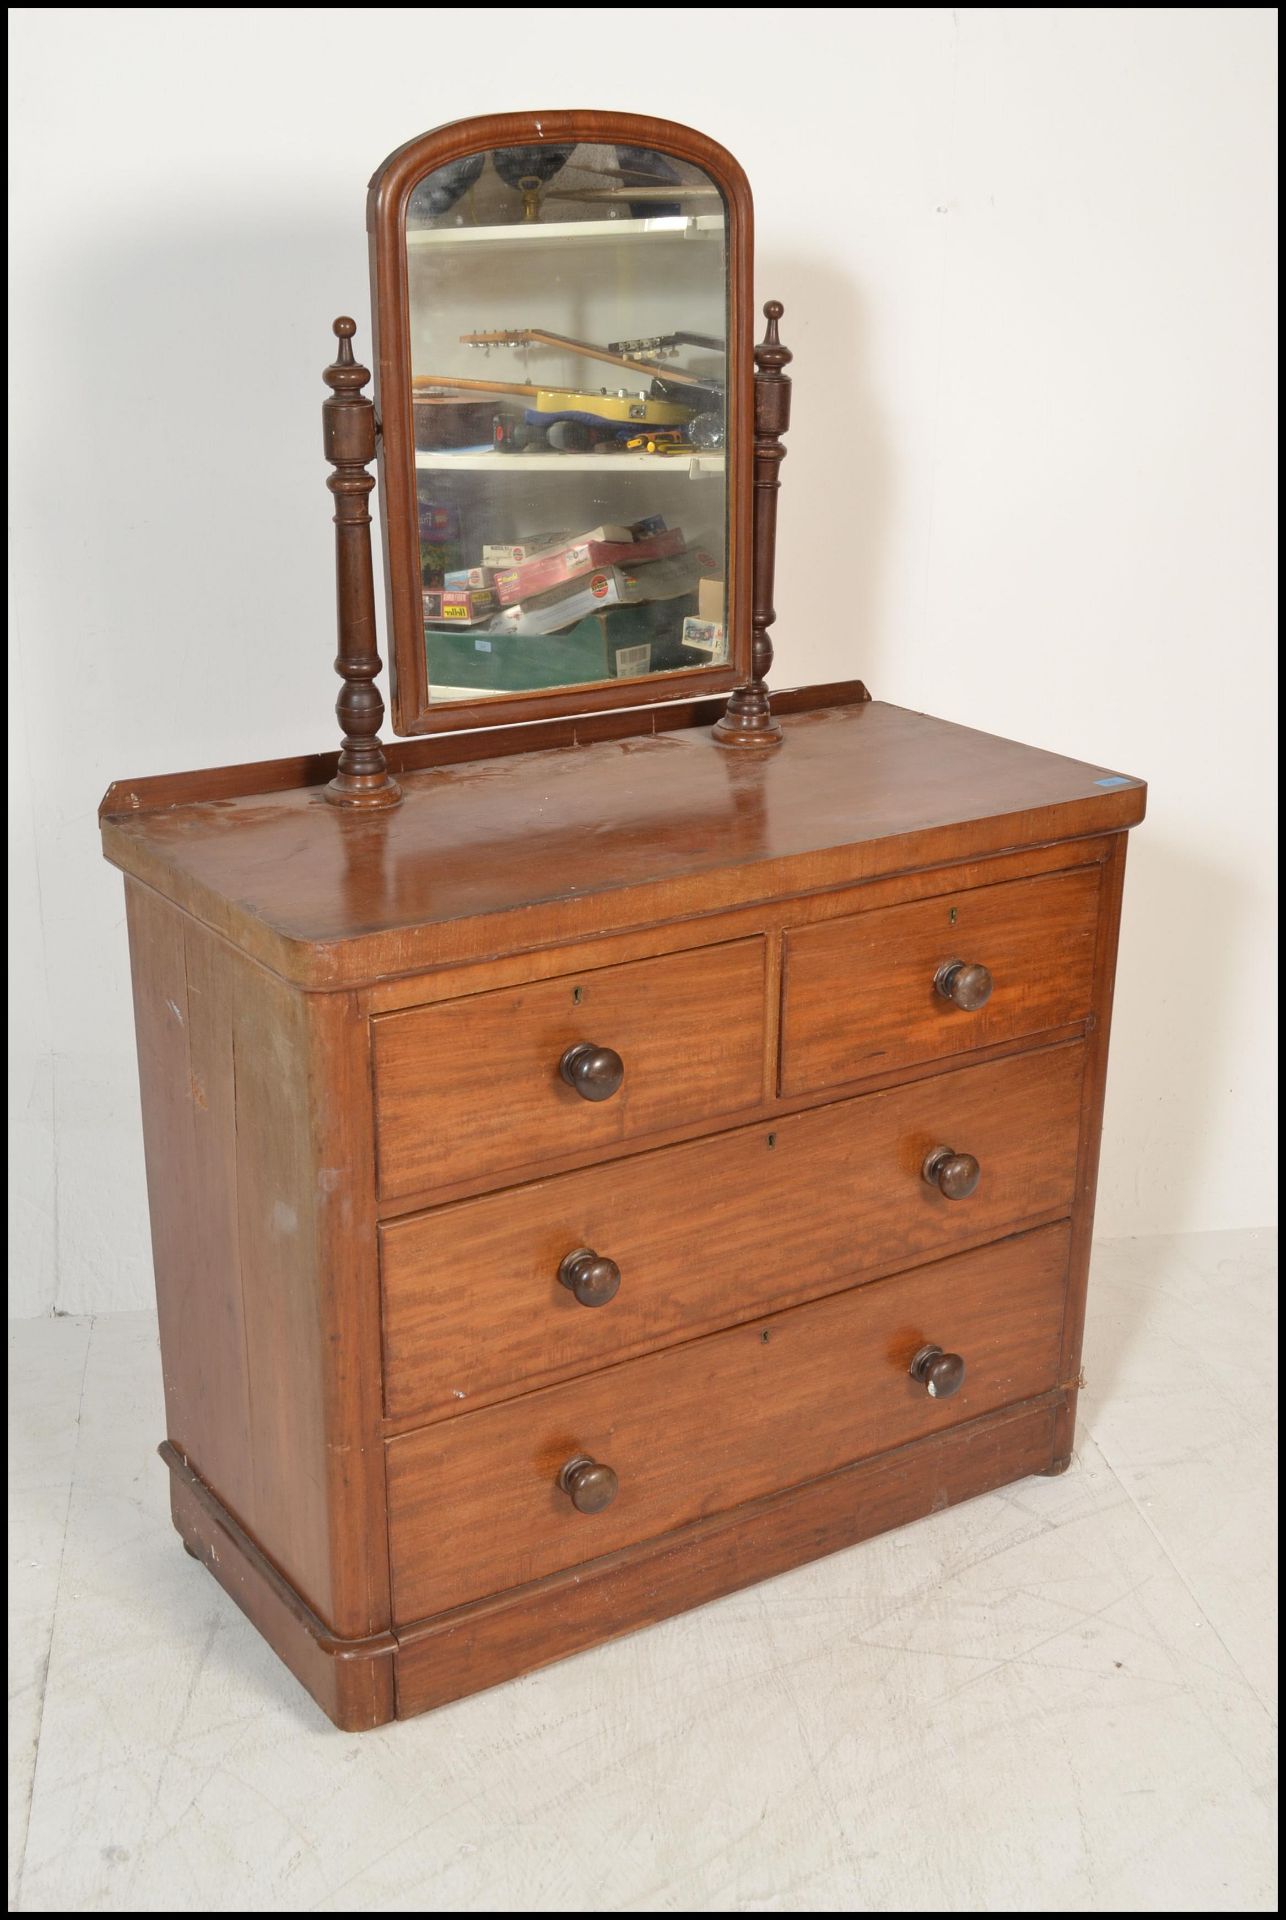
[126, 882, 387, 1637]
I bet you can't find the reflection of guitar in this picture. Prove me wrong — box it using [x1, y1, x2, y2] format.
[459, 327, 714, 390]
[412, 373, 696, 428]
[608, 331, 726, 355]
[459, 326, 725, 416]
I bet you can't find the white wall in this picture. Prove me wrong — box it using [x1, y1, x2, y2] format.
[8, 8, 1277, 1316]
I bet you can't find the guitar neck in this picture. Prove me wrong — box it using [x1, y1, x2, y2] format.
[609, 330, 726, 355]
[459, 328, 711, 390]
[413, 374, 539, 400]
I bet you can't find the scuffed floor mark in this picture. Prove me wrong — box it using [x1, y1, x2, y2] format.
[12, 1314, 95, 1908]
[123, 1614, 224, 1902]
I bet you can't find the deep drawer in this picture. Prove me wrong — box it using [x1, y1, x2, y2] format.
[380, 1042, 1084, 1421]
[385, 1221, 1070, 1622]
[781, 864, 1100, 1097]
[372, 937, 767, 1202]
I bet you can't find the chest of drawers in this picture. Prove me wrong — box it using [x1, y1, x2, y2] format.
[100, 688, 1144, 1729]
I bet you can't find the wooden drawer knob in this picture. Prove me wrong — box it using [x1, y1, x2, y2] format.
[558, 1455, 619, 1514]
[559, 1042, 624, 1102]
[558, 1247, 621, 1308]
[922, 1146, 981, 1198]
[910, 1344, 966, 1399]
[935, 959, 993, 1011]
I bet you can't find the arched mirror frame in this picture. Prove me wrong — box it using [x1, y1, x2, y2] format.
[367, 110, 754, 737]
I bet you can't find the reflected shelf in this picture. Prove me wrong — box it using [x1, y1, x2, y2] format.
[413, 448, 725, 477]
[406, 214, 724, 249]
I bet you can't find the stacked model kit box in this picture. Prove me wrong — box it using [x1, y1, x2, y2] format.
[422, 588, 497, 625]
[481, 532, 573, 567]
[443, 566, 500, 589]
[493, 555, 704, 637]
[681, 617, 728, 662]
[492, 527, 685, 607]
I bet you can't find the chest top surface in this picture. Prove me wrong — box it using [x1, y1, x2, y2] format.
[100, 699, 1144, 988]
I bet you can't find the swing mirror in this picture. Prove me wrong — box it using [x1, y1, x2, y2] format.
[368, 112, 753, 734]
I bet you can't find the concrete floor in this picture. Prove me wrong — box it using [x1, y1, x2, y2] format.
[8, 1229, 1277, 1913]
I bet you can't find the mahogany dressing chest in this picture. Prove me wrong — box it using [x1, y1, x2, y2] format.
[100, 113, 1145, 1728]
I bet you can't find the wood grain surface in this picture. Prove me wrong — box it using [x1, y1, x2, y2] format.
[126, 883, 387, 1638]
[1051, 831, 1132, 1469]
[99, 702, 1145, 989]
[97, 681, 871, 817]
[393, 1394, 1061, 1716]
[373, 937, 767, 1200]
[165, 1445, 396, 1733]
[104, 678, 1142, 1726]
[381, 1042, 1085, 1421]
[782, 863, 1102, 1095]
[363, 834, 1110, 1018]
[386, 1222, 1070, 1621]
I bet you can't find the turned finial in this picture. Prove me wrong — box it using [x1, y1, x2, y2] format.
[714, 299, 793, 748]
[321, 316, 400, 810]
[759, 301, 788, 359]
[326, 316, 361, 382]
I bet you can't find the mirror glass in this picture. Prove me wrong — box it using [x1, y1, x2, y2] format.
[405, 142, 728, 703]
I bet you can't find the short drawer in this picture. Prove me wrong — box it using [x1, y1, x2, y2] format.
[373, 938, 767, 1202]
[380, 1042, 1084, 1421]
[781, 864, 1100, 1097]
[386, 1222, 1070, 1622]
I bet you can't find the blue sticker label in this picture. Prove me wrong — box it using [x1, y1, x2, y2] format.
[1094, 775, 1131, 789]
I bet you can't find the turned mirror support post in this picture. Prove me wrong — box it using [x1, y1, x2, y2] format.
[322, 318, 401, 811]
[714, 299, 791, 749]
